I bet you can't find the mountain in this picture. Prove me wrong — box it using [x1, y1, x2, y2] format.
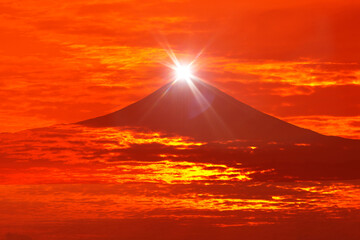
[78, 79, 337, 142]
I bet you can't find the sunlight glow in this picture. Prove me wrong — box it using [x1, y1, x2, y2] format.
[159, 43, 199, 83]
[175, 64, 193, 82]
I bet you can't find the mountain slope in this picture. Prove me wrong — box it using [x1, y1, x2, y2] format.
[78, 79, 330, 142]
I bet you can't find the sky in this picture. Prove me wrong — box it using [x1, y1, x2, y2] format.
[0, 0, 359, 139]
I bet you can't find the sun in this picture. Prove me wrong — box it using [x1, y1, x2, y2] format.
[162, 47, 197, 82]
[175, 64, 194, 82]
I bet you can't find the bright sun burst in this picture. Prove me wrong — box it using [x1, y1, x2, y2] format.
[161, 46, 200, 83]
[175, 64, 193, 82]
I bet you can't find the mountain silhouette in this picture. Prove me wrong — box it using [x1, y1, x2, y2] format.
[79, 79, 337, 142]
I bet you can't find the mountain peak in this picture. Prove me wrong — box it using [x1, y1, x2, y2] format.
[79, 79, 324, 142]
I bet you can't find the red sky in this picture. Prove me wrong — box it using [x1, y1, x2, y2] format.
[0, 0, 359, 139]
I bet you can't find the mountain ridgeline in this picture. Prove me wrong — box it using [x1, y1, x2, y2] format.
[78, 79, 342, 143]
